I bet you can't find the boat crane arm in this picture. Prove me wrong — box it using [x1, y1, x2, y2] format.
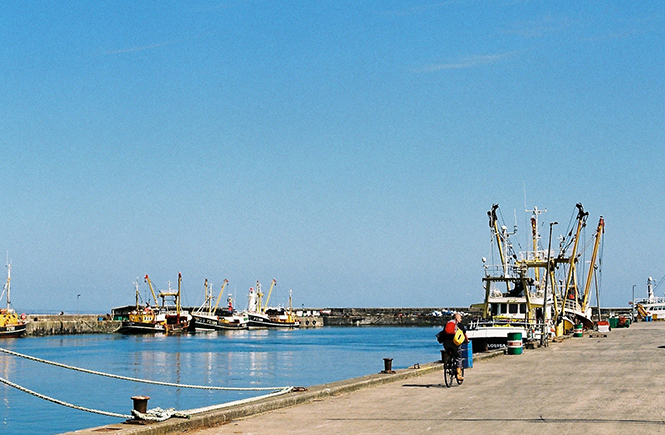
[488, 205, 507, 273]
[582, 217, 604, 311]
[262, 279, 276, 314]
[558, 203, 589, 323]
[212, 279, 229, 314]
[144, 274, 160, 308]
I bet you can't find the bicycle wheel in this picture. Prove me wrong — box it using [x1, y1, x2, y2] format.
[444, 358, 454, 387]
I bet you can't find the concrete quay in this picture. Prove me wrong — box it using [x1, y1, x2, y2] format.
[65, 320, 665, 435]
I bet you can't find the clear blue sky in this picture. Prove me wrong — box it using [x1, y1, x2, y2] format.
[1, 1, 663, 312]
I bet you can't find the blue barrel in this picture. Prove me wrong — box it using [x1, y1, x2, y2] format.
[460, 341, 473, 368]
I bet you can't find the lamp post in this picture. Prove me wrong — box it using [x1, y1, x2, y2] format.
[541, 221, 557, 347]
[77, 294, 81, 315]
[632, 284, 636, 320]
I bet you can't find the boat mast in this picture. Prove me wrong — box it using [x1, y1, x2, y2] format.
[134, 278, 140, 310]
[288, 289, 293, 317]
[256, 281, 263, 313]
[177, 272, 182, 314]
[526, 206, 546, 283]
[4, 262, 11, 310]
[203, 279, 210, 313]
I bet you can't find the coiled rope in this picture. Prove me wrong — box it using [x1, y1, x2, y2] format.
[0, 347, 288, 391]
[0, 346, 296, 421]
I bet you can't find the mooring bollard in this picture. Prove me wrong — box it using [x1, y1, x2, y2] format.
[381, 358, 395, 373]
[131, 396, 150, 414]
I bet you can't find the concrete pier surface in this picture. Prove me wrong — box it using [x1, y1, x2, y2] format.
[66, 321, 665, 435]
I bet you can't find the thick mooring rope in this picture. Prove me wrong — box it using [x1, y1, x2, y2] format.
[0, 347, 288, 391]
[183, 386, 294, 415]
[0, 346, 297, 422]
[0, 375, 132, 419]
[0, 374, 294, 421]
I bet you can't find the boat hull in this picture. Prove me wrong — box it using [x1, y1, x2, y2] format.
[466, 325, 541, 353]
[246, 313, 299, 329]
[190, 313, 248, 331]
[0, 323, 27, 337]
[117, 321, 165, 334]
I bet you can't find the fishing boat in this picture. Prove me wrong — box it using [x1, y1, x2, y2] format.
[243, 280, 299, 329]
[634, 277, 665, 320]
[189, 279, 249, 331]
[117, 277, 166, 334]
[467, 204, 604, 351]
[0, 262, 27, 337]
[159, 272, 191, 334]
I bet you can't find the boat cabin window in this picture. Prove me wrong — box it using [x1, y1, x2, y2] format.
[491, 303, 529, 316]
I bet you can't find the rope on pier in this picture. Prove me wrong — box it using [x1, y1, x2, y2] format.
[0, 346, 298, 422]
[0, 346, 289, 391]
[131, 407, 190, 422]
[183, 386, 294, 415]
[0, 375, 132, 419]
[0, 373, 294, 422]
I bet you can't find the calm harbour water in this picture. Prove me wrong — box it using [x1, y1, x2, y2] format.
[0, 326, 442, 434]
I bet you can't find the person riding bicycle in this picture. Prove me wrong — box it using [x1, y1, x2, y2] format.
[437, 312, 467, 381]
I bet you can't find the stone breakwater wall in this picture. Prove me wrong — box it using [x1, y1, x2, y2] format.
[319, 307, 464, 326]
[25, 314, 121, 336]
[316, 306, 633, 326]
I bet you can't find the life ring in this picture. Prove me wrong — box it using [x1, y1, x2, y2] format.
[20, 313, 26, 320]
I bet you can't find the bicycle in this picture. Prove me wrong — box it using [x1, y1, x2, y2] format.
[442, 348, 464, 388]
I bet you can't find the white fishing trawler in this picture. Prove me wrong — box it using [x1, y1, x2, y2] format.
[634, 277, 665, 320]
[467, 203, 604, 351]
[243, 279, 299, 329]
[189, 278, 249, 331]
